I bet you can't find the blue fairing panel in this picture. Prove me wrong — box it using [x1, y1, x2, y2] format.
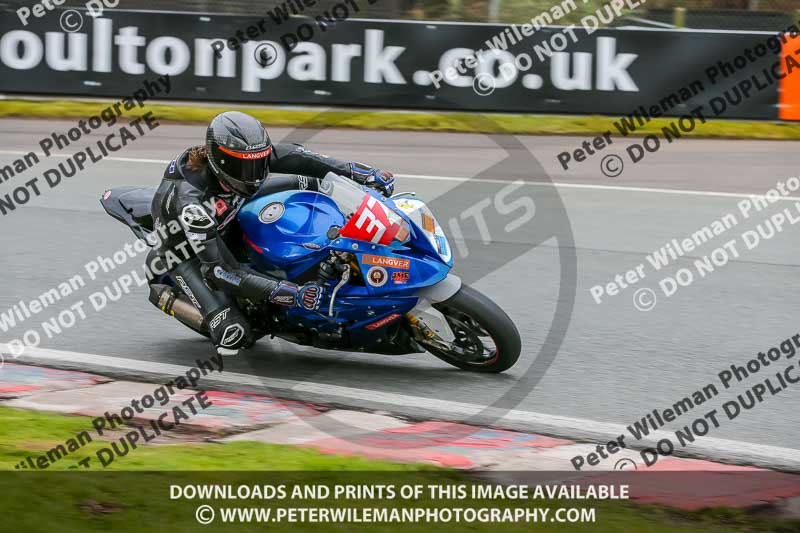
[239, 190, 345, 277]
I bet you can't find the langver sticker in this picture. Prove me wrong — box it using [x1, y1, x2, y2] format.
[363, 254, 410, 270]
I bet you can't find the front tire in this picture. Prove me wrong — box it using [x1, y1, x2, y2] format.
[424, 285, 521, 373]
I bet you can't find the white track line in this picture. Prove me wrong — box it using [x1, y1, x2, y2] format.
[1, 150, 798, 202]
[0, 150, 168, 165]
[398, 173, 800, 201]
[3, 344, 799, 471]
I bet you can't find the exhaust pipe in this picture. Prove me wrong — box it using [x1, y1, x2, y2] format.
[148, 284, 207, 333]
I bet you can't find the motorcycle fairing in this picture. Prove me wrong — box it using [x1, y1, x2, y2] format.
[100, 186, 157, 240]
[239, 185, 454, 351]
[238, 189, 344, 279]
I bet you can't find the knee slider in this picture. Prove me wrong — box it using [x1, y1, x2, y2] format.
[207, 306, 251, 349]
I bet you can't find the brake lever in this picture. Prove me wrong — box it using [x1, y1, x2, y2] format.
[328, 264, 350, 318]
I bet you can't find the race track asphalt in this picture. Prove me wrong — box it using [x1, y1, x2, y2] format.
[1, 116, 799, 462]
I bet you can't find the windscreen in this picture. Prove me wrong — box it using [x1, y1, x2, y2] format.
[319, 173, 410, 246]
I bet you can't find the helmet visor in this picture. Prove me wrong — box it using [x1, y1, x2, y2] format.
[216, 145, 272, 195]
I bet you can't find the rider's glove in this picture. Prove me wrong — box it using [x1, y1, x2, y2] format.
[269, 281, 325, 311]
[350, 162, 395, 197]
[205, 264, 324, 311]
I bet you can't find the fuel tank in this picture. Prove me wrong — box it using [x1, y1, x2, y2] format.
[238, 190, 345, 277]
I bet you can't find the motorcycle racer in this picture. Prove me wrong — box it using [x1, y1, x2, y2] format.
[149, 111, 395, 355]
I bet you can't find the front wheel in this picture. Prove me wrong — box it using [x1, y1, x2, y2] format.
[422, 285, 521, 373]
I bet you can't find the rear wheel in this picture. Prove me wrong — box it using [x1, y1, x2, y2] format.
[422, 285, 521, 373]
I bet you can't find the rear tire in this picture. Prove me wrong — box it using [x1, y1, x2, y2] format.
[425, 284, 521, 373]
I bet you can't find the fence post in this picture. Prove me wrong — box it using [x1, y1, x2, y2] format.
[488, 0, 500, 22]
[448, 0, 463, 20]
[673, 7, 686, 28]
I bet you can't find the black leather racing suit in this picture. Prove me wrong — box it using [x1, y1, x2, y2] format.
[150, 142, 362, 350]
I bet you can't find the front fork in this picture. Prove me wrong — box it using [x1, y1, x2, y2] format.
[405, 274, 461, 346]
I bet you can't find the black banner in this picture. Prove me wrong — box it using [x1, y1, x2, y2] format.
[0, 8, 786, 119]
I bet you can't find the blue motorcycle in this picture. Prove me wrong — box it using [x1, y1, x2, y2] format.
[102, 172, 520, 372]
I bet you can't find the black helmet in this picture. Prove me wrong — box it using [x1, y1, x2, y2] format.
[206, 111, 272, 197]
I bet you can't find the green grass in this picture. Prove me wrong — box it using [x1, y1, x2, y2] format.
[0, 406, 422, 471]
[0, 406, 797, 532]
[4, 99, 800, 140]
